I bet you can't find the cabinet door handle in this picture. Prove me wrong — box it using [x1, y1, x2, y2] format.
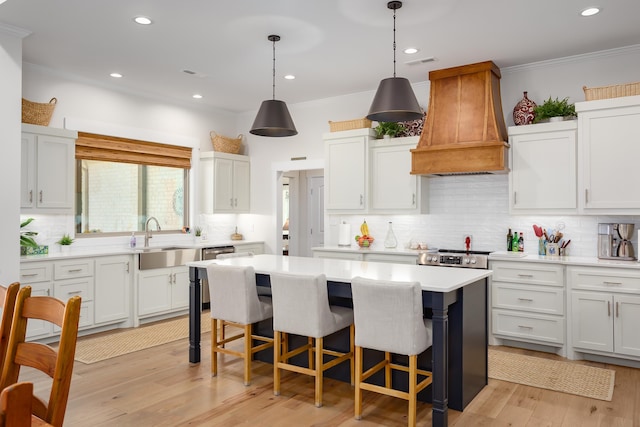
[517, 274, 534, 278]
[125, 262, 130, 273]
[234, 198, 238, 207]
[603, 281, 622, 286]
[608, 301, 611, 316]
[39, 190, 43, 203]
[517, 298, 533, 302]
[360, 194, 363, 206]
[616, 301, 619, 318]
[412, 193, 416, 206]
[29, 190, 33, 203]
[229, 198, 234, 208]
[517, 325, 533, 329]
[47, 289, 50, 296]
[67, 269, 82, 273]
[585, 189, 589, 203]
[513, 191, 517, 205]
[21, 273, 38, 277]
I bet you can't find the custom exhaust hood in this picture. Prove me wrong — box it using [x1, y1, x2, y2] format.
[411, 61, 509, 176]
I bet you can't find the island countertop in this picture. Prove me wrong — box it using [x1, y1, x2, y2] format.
[187, 254, 492, 293]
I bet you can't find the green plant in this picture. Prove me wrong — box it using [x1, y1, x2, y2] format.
[20, 218, 38, 248]
[195, 226, 202, 237]
[374, 121, 405, 138]
[533, 96, 576, 123]
[57, 234, 74, 245]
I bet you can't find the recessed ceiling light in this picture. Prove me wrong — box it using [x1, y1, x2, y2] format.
[110, 72, 123, 78]
[134, 16, 153, 25]
[192, 94, 203, 99]
[404, 47, 419, 55]
[284, 75, 295, 80]
[581, 7, 600, 16]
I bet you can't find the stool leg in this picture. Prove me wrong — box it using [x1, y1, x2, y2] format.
[308, 336, 313, 370]
[354, 345, 363, 420]
[315, 336, 323, 408]
[385, 352, 392, 388]
[349, 324, 355, 386]
[211, 318, 218, 376]
[274, 330, 281, 396]
[408, 354, 417, 427]
[243, 324, 252, 386]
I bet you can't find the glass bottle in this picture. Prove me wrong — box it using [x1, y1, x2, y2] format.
[384, 221, 397, 248]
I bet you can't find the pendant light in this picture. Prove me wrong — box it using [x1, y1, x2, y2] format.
[250, 35, 298, 137]
[367, 1, 423, 123]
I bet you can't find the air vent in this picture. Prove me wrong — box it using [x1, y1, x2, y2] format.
[432, 171, 494, 177]
[182, 69, 207, 78]
[405, 56, 436, 66]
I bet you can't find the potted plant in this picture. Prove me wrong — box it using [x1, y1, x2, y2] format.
[20, 218, 39, 255]
[374, 121, 406, 139]
[533, 97, 576, 123]
[57, 233, 74, 253]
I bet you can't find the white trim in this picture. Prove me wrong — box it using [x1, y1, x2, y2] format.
[272, 158, 324, 172]
[0, 22, 31, 38]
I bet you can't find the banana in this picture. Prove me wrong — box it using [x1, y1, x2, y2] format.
[360, 220, 369, 236]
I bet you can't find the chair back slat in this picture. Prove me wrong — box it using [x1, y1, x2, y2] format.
[0, 381, 33, 427]
[0, 283, 20, 375]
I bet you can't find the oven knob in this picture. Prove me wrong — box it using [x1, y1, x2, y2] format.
[470, 259, 477, 264]
[464, 258, 470, 264]
[430, 256, 437, 263]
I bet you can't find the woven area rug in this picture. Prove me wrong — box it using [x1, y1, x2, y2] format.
[488, 348, 615, 401]
[74, 312, 211, 364]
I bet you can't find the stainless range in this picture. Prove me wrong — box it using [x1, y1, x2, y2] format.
[417, 249, 490, 269]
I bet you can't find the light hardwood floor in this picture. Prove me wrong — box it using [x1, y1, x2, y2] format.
[21, 328, 640, 426]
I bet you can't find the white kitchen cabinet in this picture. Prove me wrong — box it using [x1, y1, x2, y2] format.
[369, 137, 428, 214]
[490, 261, 565, 349]
[569, 266, 640, 358]
[324, 129, 371, 212]
[20, 262, 54, 340]
[233, 242, 264, 255]
[508, 121, 577, 214]
[199, 151, 250, 214]
[576, 95, 640, 213]
[138, 266, 189, 318]
[312, 249, 419, 264]
[21, 124, 77, 213]
[313, 250, 364, 261]
[53, 259, 95, 330]
[94, 255, 132, 325]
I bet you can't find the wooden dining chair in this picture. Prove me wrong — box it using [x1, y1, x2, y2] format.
[0, 282, 20, 374]
[0, 381, 33, 427]
[0, 286, 81, 427]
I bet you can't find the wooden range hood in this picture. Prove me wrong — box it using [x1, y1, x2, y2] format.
[411, 61, 509, 175]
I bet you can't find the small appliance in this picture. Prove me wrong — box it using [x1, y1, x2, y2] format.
[598, 223, 636, 260]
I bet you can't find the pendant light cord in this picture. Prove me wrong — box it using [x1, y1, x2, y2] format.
[392, 6, 397, 78]
[272, 37, 276, 100]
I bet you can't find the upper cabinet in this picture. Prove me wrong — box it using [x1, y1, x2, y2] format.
[576, 95, 640, 214]
[21, 124, 77, 213]
[324, 129, 428, 214]
[199, 151, 250, 214]
[508, 121, 577, 214]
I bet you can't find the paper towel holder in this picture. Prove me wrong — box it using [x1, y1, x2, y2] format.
[338, 221, 352, 247]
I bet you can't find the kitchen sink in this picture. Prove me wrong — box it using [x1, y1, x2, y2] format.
[138, 246, 201, 270]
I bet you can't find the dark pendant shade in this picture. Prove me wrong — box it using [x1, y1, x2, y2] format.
[366, 77, 423, 122]
[250, 99, 298, 137]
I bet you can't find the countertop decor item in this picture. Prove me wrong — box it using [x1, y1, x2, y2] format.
[22, 97, 57, 126]
[210, 131, 242, 154]
[328, 118, 372, 132]
[399, 109, 426, 137]
[513, 91, 537, 125]
[533, 96, 576, 123]
[374, 121, 405, 139]
[366, 1, 422, 123]
[583, 81, 640, 101]
[384, 221, 397, 248]
[250, 34, 297, 137]
[231, 226, 243, 240]
[57, 234, 74, 246]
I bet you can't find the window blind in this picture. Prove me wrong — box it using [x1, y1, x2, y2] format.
[75, 132, 192, 169]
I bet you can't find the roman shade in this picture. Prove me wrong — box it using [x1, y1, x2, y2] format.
[76, 132, 192, 169]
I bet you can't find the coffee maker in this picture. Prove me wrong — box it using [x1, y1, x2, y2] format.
[598, 223, 636, 260]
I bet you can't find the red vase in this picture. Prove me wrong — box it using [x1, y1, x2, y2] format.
[513, 91, 537, 125]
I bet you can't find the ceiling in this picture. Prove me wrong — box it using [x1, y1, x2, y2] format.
[2, 0, 640, 113]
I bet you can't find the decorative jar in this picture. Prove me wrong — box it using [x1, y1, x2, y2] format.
[513, 91, 537, 126]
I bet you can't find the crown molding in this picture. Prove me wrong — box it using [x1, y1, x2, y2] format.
[0, 22, 31, 38]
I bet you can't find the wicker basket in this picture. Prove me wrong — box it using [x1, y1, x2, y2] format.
[22, 97, 57, 126]
[210, 131, 243, 154]
[328, 118, 372, 132]
[583, 82, 640, 101]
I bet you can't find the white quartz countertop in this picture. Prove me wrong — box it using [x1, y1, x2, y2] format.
[20, 240, 264, 263]
[489, 251, 640, 269]
[187, 254, 491, 293]
[311, 245, 430, 256]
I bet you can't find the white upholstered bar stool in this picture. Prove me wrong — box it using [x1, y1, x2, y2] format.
[351, 276, 433, 427]
[205, 264, 274, 386]
[270, 272, 354, 408]
[214, 252, 255, 344]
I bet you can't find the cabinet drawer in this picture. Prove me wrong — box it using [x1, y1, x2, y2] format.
[54, 259, 94, 280]
[492, 283, 564, 315]
[569, 267, 640, 292]
[55, 301, 93, 332]
[492, 309, 564, 345]
[365, 253, 418, 265]
[20, 263, 52, 283]
[491, 261, 563, 286]
[54, 277, 94, 301]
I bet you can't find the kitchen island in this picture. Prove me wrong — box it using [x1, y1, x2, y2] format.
[187, 254, 491, 427]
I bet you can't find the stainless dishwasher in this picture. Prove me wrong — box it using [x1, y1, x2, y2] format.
[201, 246, 235, 306]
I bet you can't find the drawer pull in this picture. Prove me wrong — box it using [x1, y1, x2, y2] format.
[603, 281, 622, 286]
[517, 298, 533, 302]
[517, 325, 533, 329]
[67, 290, 82, 295]
[517, 274, 534, 278]
[616, 301, 619, 318]
[608, 301, 611, 317]
[21, 273, 38, 277]
[67, 269, 83, 273]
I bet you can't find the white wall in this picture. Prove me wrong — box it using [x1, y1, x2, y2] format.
[0, 25, 27, 284]
[17, 44, 640, 258]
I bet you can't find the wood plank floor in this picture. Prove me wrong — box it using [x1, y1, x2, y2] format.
[20, 329, 640, 426]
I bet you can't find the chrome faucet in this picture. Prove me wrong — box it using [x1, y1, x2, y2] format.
[144, 216, 161, 247]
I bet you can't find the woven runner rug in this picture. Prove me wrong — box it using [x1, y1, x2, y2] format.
[74, 312, 211, 364]
[488, 348, 615, 401]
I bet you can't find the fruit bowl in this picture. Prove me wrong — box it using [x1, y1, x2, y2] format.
[355, 235, 374, 248]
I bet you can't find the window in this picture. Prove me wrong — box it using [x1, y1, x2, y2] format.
[74, 132, 191, 235]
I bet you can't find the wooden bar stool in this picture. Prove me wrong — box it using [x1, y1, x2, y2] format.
[270, 272, 354, 408]
[206, 264, 273, 386]
[351, 276, 433, 427]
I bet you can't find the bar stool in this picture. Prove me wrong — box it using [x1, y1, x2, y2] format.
[206, 264, 274, 386]
[350, 276, 433, 427]
[270, 272, 354, 408]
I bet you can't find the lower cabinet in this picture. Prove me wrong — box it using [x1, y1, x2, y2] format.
[19, 262, 53, 340]
[94, 255, 131, 325]
[233, 242, 264, 255]
[312, 249, 418, 264]
[569, 266, 640, 358]
[138, 266, 189, 318]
